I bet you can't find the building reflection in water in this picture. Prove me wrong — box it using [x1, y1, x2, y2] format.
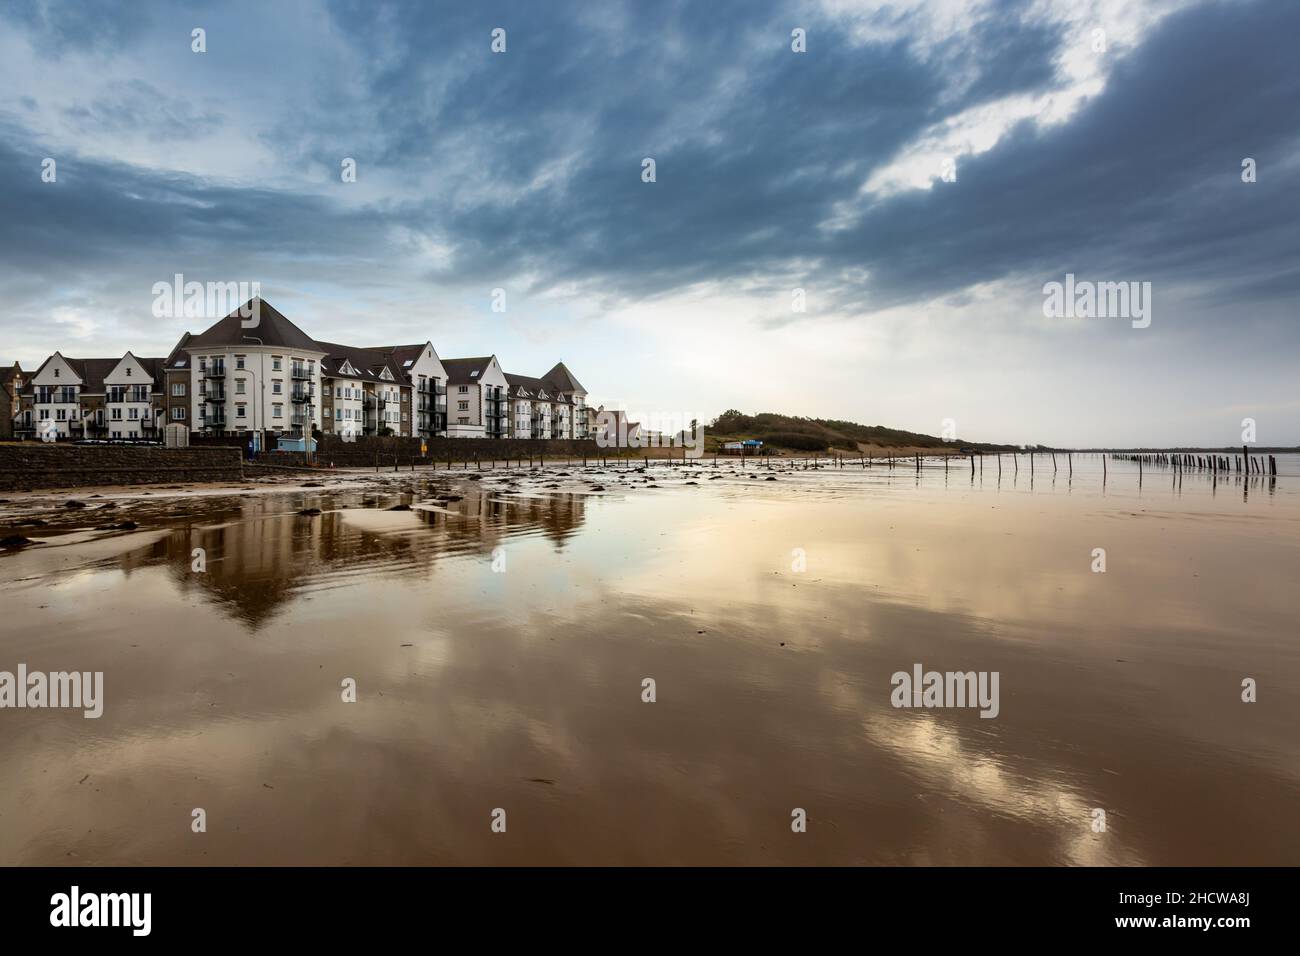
[140, 483, 589, 628]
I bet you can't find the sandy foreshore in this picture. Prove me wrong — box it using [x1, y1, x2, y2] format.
[1, 457, 1297, 865]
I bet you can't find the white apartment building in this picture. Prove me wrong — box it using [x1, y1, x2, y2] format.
[103, 353, 164, 439]
[443, 356, 509, 438]
[505, 373, 549, 439]
[503, 363, 588, 440]
[17, 298, 595, 446]
[540, 362, 587, 439]
[323, 364, 368, 439]
[374, 342, 449, 438]
[27, 353, 89, 440]
[24, 351, 165, 441]
[185, 300, 325, 438]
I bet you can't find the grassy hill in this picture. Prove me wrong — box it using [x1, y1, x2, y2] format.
[705, 410, 1016, 454]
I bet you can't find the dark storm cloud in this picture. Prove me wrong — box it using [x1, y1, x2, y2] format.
[0, 0, 1294, 332]
[824, 0, 1300, 316]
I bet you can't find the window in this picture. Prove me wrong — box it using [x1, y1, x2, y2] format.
[110, 408, 122, 421]
[54, 368, 59, 378]
[236, 404, 247, 419]
[272, 381, 282, 394]
[57, 408, 68, 421]
[335, 409, 342, 421]
[458, 416, 469, 424]
[458, 385, 468, 393]
[235, 356, 246, 370]
[458, 401, 468, 411]
[171, 383, 186, 397]
[172, 407, 186, 421]
[129, 408, 139, 420]
[272, 404, 283, 419]
[272, 357, 282, 371]
[236, 380, 246, 395]
[323, 385, 331, 397]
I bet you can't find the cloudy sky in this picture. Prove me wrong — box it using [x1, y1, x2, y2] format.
[1, 0, 1296, 446]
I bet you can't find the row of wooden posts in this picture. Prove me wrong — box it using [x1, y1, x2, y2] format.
[344, 448, 1282, 476]
[1111, 446, 1279, 476]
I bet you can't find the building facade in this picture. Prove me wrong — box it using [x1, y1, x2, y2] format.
[1, 363, 25, 439]
[443, 356, 509, 439]
[14, 298, 596, 445]
[373, 342, 448, 439]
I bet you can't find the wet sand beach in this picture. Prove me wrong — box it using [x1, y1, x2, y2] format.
[1, 456, 1297, 865]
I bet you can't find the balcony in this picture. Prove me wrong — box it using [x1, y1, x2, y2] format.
[205, 365, 226, 379]
[205, 417, 226, 428]
[291, 388, 314, 403]
[291, 365, 311, 380]
[206, 393, 227, 403]
[433, 384, 447, 396]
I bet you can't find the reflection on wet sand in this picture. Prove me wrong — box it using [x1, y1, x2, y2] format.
[141, 485, 591, 628]
[0, 461, 1297, 865]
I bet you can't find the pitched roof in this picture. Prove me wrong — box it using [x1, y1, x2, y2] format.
[164, 332, 193, 371]
[26, 354, 166, 393]
[442, 357, 495, 385]
[542, 361, 586, 394]
[316, 341, 398, 385]
[377, 344, 427, 371]
[185, 298, 321, 352]
[0, 362, 23, 400]
[63, 358, 123, 393]
[364, 343, 450, 382]
[504, 372, 549, 398]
